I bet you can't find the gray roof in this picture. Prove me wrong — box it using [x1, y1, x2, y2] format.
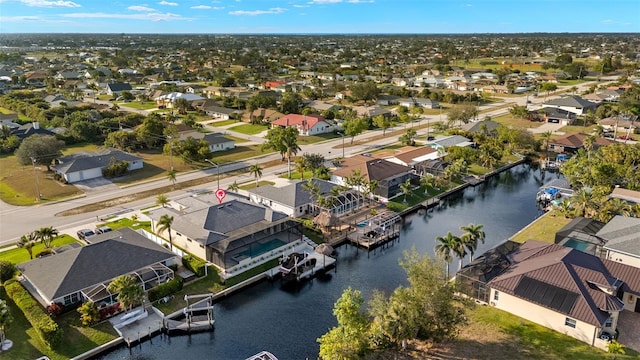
[248, 179, 338, 208]
[107, 82, 133, 92]
[544, 95, 597, 109]
[203, 199, 287, 235]
[598, 216, 640, 257]
[17, 228, 175, 300]
[53, 148, 142, 174]
[427, 135, 472, 148]
[203, 133, 234, 145]
[461, 120, 501, 133]
[204, 105, 237, 115]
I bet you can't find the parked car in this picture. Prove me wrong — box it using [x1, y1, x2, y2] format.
[619, 135, 635, 141]
[77, 229, 95, 240]
[95, 226, 112, 234]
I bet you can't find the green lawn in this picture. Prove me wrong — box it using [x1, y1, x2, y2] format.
[211, 119, 239, 127]
[209, 145, 273, 163]
[279, 170, 313, 180]
[239, 180, 276, 190]
[117, 101, 157, 110]
[228, 123, 269, 135]
[510, 212, 572, 243]
[97, 218, 151, 232]
[454, 305, 639, 360]
[0, 107, 16, 114]
[297, 132, 340, 145]
[0, 235, 79, 264]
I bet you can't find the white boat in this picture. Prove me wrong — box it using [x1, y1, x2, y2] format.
[245, 351, 278, 360]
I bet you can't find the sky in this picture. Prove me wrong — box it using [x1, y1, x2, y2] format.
[0, 0, 639, 34]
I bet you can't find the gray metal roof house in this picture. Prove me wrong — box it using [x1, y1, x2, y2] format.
[598, 216, 640, 270]
[53, 148, 143, 183]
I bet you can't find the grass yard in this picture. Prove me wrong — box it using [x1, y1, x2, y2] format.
[510, 212, 571, 243]
[97, 217, 151, 232]
[228, 123, 269, 135]
[209, 145, 272, 163]
[297, 132, 340, 145]
[492, 113, 543, 130]
[117, 101, 157, 110]
[239, 180, 276, 190]
[0, 154, 83, 206]
[0, 107, 16, 114]
[280, 170, 314, 180]
[0, 234, 79, 264]
[211, 119, 239, 127]
[222, 135, 250, 143]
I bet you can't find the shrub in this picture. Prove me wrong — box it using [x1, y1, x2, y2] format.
[78, 301, 100, 326]
[0, 261, 16, 284]
[5, 281, 63, 348]
[182, 255, 206, 277]
[37, 248, 54, 258]
[148, 277, 184, 303]
[47, 302, 63, 318]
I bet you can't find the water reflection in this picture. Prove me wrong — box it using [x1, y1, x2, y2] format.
[99, 163, 547, 360]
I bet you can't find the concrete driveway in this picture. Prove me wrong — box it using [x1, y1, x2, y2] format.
[73, 178, 120, 194]
[617, 310, 640, 351]
[528, 122, 565, 135]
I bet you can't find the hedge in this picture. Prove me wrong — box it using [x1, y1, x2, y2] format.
[182, 255, 206, 277]
[148, 276, 183, 303]
[4, 280, 63, 348]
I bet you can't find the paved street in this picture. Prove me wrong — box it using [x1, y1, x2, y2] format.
[0, 80, 613, 245]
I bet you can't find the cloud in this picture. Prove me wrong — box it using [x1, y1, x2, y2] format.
[212, 6, 224, 10]
[229, 7, 286, 16]
[62, 12, 188, 21]
[158, 0, 178, 5]
[20, 0, 80, 7]
[0, 15, 41, 22]
[128, 5, 156, 11]
[308, 0, 342, 3]
[191, 5, 211, 9]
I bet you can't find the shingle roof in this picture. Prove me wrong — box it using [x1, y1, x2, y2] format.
[544, 95, 597, 109]
[427, 135, 471, 148]
[549, 133, 613, 149]
[609, 188, 640, 203]
[106, 82, 132, 92]
[248, 179, 337, 208]
[53, 148, 142, 174]
[598, 216, 640, 258]
[17, 228, 175, 300]
[333, 156, 411, 182]
[392, 146, 438, 165]
[489, 240, 640, 326]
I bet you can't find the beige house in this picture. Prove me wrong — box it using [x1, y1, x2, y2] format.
[458, 240, 640, 350]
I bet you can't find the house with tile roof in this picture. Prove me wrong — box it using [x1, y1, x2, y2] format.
[17, 228, 177, 308]
[247, 179, 361, 218]
[547, 133, 614, 154]
[53, 148, 143, 183]
[147, 195, 302, 271]
[331, 155, 417, 202]
[458, 240, 640, 350]
[542, 95, 598, 116]
[598, 216, 640, 270]
[271, 114, 335, 136]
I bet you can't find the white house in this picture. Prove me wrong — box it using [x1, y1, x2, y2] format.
[53, 148, 143, 183]
[460, 240, 640, 350]
[271, 114, 335, 136]
[384, 146, 440, 167]
[598, 216, 640, 269]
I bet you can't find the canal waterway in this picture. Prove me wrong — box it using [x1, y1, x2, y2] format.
[98, 163, 561, 360]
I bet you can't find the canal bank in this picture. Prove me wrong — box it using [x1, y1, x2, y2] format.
[97, 162, 545, 360]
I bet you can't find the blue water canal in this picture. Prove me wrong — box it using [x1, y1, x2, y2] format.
[98, 163, 560, 360]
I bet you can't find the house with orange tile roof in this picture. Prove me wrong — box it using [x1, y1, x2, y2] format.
[271, 113, 335, 136]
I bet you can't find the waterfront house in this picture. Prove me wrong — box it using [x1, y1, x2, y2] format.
[609, 187, 640, 205]
[554, 217, 606, 257]
[597, 216, 640, 270]
[147, 195, 302, 271]
[426, 135, 474, 152]
[384, 146, 440, 169]
[458, 240, 640, 350]
[53, 148, 143, 183]
[247, 178, 361, 218]
[17, 228, 177, 308]
[331, 155, 417, 202]
[546, 133, 613, 154]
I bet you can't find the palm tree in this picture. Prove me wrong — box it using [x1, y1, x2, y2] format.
[17, 233, 37, 260]
[107, 275, 144, 312]
[599, 198, 633, 223]
[435, 232, 459, 279]
[34, 226, 59, 249]
[571, 188, 594, 218]
[227, 181, 240, 192]
[282, 128, 301, 179]
[167, 169, 177, 188]
[294, 157, 306, 180]
[540, 130, 553, 152]
[156, 214, 175, 251]
[399, 179, 412, 204]
[460, 223, 485, 262]
[156, 194, 170, 208]
[420, 174, 436, 195]
[249, 163, 262, 187]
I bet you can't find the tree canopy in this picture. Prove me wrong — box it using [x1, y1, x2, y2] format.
[15, 134, 65, 169]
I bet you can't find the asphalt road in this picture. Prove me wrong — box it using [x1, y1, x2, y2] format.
[0, 80, 613, 245]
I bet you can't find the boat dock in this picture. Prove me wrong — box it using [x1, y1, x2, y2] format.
[346, 210, 401, 250]
[109, 307, 165, 348]
[165, 294, 215, 334]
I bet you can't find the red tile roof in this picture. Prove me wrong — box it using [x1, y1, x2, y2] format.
[271, 114, 326, 130]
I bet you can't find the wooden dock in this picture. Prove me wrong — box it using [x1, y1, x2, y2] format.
[346, 211, 402, 250]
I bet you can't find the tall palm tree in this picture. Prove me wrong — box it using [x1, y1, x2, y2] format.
[249, 163, 262, 187]
[399, 179, 412, 204]
[156, 194, 170, 208]
[571, 188, 594, 218]
[540, 130, 553, 153]
[599, 198, 633, 223]
[107, 275, 144, 312]
[420, 174, 436, 195]
[167, 169, 177, 188]
[34, 226, 59, 249]
[435, 232, 459, 279]
[227, 181, 240, 192]
[17, 233, 37, 259]
[294, 157, 306, 180]
[460, 223, 486, 262]
[282, 128, 301, 179]
[157, 214, 175, 251]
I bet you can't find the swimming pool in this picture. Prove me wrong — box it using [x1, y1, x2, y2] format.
[238, 238, 288, 259]
[564, 239, 590, 252]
